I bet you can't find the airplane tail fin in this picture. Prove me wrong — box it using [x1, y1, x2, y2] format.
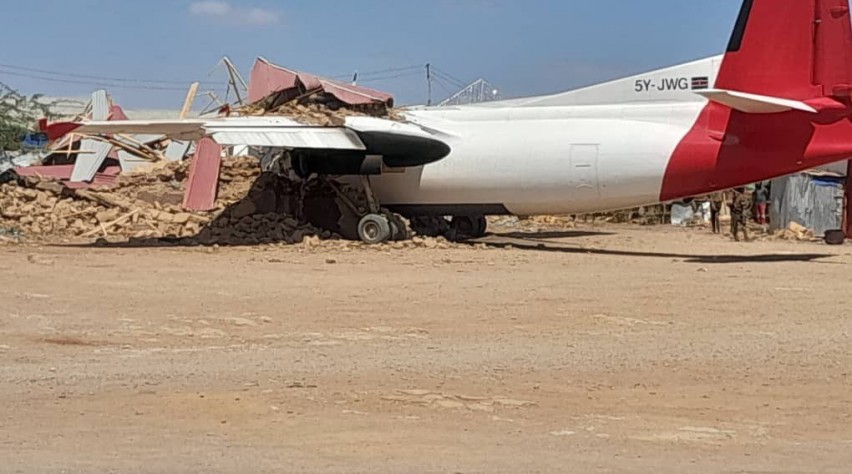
[712, 0, 852, 109]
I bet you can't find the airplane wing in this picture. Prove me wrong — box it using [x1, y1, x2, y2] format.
[63, 120, 209, 141]
[42, 116, 368, 150]
[39, 115, 452, 173]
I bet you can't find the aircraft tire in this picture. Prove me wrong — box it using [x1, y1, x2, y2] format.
[358, 214, 392, 245]
[451, 215, 488, 239]
[386, 212, 411, 241]
[472, 216, 488, 238]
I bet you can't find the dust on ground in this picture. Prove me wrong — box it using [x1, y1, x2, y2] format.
[1, 224, 850, 473]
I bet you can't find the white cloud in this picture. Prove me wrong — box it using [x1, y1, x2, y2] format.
[189, 1, 280, 26]
[189, 1, 230, 16]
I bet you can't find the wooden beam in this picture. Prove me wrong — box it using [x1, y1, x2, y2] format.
[180, 82, 200, 119]
[82, 209, 140, 238]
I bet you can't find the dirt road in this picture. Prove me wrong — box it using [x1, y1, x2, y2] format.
[1, 225, 850, 473]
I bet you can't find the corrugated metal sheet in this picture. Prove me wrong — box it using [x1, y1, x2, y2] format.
[117, 150, 150, 173]
[182, 138, 222, 211]
[15, 165, 120, 189]
[320, 80, 394, 106]
[164, 140, 192, 161]
[110, 105, 129, 121]
[248, 57, 394, 107]
[113, 133, 165, 172]
[770, 173, 844, 237]
[248, 58, 300, 103]
[91, 90, 109, 121]
[63, 172, 121, 189]
[71, 90, 114, 182]
[69, 139, 113, 182]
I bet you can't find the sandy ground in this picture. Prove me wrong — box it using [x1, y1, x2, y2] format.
[0, 225, 850, 474]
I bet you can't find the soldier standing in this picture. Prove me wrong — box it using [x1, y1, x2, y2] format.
[709, 192, 725, 234]
[730, 187, 752, 242]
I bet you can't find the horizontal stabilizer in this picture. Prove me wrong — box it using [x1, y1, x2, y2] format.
[695, 89, 817, 114]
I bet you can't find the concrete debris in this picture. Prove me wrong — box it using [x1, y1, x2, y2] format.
[774, 221, 816, 241]
[0, 157, 324, 245]
[0, 156, 471, 249]
[237, 58, 400, 125]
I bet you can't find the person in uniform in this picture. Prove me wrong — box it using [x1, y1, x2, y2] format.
[730, 187, 753, 242]
[709, 192, 725, 234]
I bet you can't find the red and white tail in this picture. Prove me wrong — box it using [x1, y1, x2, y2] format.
[702, 0, 852, 113]
[662, 0, 852, 201]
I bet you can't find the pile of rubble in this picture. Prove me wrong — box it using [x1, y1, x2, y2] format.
[239, 99, 403, 126]
[773, 221, 817, 241]
[0, 157, 330, 246]
[236, 58, 401, 125]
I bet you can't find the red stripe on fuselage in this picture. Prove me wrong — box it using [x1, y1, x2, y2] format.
[660, 102, 852, 202]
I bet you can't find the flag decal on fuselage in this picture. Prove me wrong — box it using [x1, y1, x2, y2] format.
[691, 77, 710, 90]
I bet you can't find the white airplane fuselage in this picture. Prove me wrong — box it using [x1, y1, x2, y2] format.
[370, 46, 852, 218]
[371, 57, 723, 216]
[376, 102, 707, 216]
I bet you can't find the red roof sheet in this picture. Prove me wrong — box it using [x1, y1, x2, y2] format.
[182, 138, 222, 212]
[109, 105, 129, 121]
[247, 58, 394, 107]
[14, 165, 121, 189]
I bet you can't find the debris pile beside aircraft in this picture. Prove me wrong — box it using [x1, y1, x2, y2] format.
[236, 58, 400, 125]
[0, 157, 328, 244]
[775, 222, 817, 241]
[20, 90, 194, 186]
[0, 153, 463, 248]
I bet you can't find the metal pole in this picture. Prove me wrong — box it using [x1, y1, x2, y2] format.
[426, 63, 432, 107]
[221, 56, 248, 105]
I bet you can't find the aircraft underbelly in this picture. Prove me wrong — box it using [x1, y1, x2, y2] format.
[372, 116, 696, 215]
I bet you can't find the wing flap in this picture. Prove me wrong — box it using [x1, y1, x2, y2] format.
[206, 126, 365, 150]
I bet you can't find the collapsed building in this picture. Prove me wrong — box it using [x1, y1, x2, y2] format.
[0, 58, 412, 244]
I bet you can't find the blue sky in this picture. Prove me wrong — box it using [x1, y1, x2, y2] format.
[0, 0, 743, 110]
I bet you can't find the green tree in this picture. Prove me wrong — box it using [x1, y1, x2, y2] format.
[0, 82, 59, 152]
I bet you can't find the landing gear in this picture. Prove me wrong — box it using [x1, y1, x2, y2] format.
[387, 212, 411, 241]
[410, 215, 451, 238]
[357, 214, 392, 244]
[450, 215, 488, 239]
[409, 215, 488, 241]
[321, 175, 409, 245]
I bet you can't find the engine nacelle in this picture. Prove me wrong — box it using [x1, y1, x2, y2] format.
[291, 151, 384, 177]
